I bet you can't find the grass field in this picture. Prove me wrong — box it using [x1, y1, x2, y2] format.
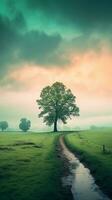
[64, 128, 112, 198]
[0, 132, 70, 200]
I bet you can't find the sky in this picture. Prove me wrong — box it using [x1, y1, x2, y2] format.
[0, 0, 112, 131]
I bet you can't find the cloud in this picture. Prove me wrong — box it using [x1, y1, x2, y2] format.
[1, 0, 112, 90]
[0, 14, 20, 73]
[25, 0, 112, 54]
[26, 0, 112, 32]
[19, 30, 64, 65]
[1, 48, 112, 96]
[0, 13, 65, 82]
[65, 34, 103, 54]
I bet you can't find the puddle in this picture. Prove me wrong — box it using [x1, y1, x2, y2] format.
[60, 136, 110, 200]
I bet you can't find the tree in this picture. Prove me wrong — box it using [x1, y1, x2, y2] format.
[37, 82, 79, 132]
[19, 118, 31, 132]
[0, 121, 8, 131]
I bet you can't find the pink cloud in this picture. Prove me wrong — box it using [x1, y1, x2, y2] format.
[1, 47, 112, 99]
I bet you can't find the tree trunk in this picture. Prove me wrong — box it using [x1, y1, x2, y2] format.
[54, 103, 58, 132]
[54, 117, 58, 132]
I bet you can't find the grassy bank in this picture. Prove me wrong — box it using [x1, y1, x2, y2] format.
[0, 132, 70, 200]
[64, 128, 112, 198]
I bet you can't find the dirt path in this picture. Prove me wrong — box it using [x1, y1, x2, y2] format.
[59, 135, 110, 200]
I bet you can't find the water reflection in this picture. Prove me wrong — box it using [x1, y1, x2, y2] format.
[60, 136, 110, 200]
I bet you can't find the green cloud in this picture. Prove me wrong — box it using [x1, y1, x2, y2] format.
[0, 13, 67, 77]
[26, 0, 112, 31]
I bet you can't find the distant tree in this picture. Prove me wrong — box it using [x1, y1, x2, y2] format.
[90, 125, 97, 130]
[0, 121, 8, 131]
[19, 118, 31, 132]
[37, 82, 79, 132]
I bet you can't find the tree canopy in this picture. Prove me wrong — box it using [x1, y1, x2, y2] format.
[37, 82, 79, 132]
[0, 121, 8, 131]
[19, 118, 31, 132]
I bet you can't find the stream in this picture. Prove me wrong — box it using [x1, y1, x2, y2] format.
[60, 136, 110, 200]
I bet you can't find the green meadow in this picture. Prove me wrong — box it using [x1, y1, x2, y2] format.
[0, 129, 112, 199]
[64, 128, 112, 197]
[0, 132, 70, 200]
